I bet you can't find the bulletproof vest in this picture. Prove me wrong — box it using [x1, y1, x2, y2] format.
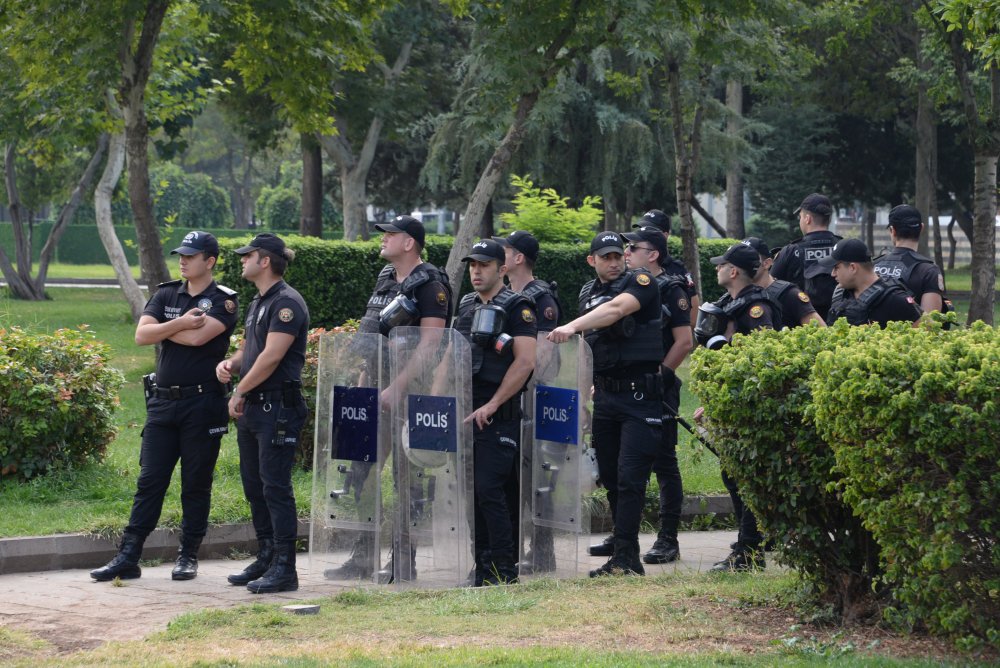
[762, 279, 800, 329]
[718, 284, 783, 334]
[793, 233, 841, 313]
[827, 278, 914, 326]
[358, 262, 453, 336]
[455, 287, 531, 385]
[655, 272, 690, 349]
[578, 271, 663, 373]
[521, 278, 560, 315]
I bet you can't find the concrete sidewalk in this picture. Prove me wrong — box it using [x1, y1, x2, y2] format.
[0, 530, 743, 654]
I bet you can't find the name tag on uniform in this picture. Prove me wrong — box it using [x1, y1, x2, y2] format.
[535, 385, 579, 445]
[407, 395, 457, 453]
[332, 386, 378, 461]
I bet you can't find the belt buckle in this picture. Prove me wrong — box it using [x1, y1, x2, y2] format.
[168, 386, 182, 400]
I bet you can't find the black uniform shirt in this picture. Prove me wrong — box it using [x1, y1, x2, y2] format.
[770, 230, 840, 287]
[834, 283, 921, 328]
[661, 256, 697, 299]
[467, 290, 537, 403]
[730, 285, 775, 334]
[523, 279, 560, 333]
[875, 248, 945, 302]
[144, 280, 238, 387]
[771, 281, 818, 328]
[241, 280, 310, 390]
[592, 269, 661, 377]
[412, 274, 451, 321]
[659, 275, 692, 352]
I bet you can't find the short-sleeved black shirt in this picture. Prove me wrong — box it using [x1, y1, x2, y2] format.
[661, 256, 698, 299]
[462, 288, 537, 403]
[241, 280, 310, 390]
[874, 248, 945, 302]
[586, 269, 662, 377]
[657, 274, 692, 351]
[522, 279, 560, 332]
[768, 280, 818, 328]
[729, 285, 775, 334]
[143, 280, 239, 387]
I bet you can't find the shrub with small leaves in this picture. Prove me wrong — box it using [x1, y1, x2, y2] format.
[0, 326, 124, 479]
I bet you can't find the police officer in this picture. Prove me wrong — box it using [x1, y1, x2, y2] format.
[875, 205, 948, 314]
[697, 243, 777, 572]
[91, 231, 238, 582]
[744, 237, 825, 328]
[770, 193, 841, 320]
[493, 230, 560, 574]
[821, 239, 922, 327]
[623, 227, 694, 565]
[455, 239, 537, 585]
[548, 232, 663, 577]
[633, 209, 700, 323]
[327, 215, 452, 581]
[216, 233, 310, 594]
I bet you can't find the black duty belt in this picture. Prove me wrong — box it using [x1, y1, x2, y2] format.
[153, 383, 227, 400]
[494, 396, 522, 421]
[243, 389, 284, 404]
[594, 374, 662, 396]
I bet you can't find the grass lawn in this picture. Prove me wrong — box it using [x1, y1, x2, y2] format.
[2, 572, 983, 666]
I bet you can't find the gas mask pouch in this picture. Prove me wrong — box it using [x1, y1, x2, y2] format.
[378, 293, 420, 335]
[694, 303, 729, 350]
[470, 303, 513, 355]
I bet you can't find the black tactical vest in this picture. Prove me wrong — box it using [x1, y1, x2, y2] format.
[358, 262, 453, 336]
[762, 279, 799, 329]
[455, 287, 532, 385]
[577, 270, 663, 374]
[718, 284, 784, 334]
[790, 233, 841, 314]
[655, 272, 690, 350]
[521, 278, 559, 311]
[827, 278, 914, 326]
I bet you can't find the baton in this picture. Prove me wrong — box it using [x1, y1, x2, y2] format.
[663, 403, 719, 457]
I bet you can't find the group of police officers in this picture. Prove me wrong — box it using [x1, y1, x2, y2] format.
[90, 190, 945, 589]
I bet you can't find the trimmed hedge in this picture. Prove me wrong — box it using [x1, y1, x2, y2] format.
[0, 326, 124, 479]
[216, 234, 734, 329]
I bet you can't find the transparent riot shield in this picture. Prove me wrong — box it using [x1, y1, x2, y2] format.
[519, 333, 594, 579]
[310, 331, 386, 585]
[388, 327, 473, 588]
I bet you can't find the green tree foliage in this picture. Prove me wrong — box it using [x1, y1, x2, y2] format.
[255, 185, 301, 231]
[150, 162, 232, 228]
[811, 321, 1000, 650]
[0, 327, 124, 480]
[497, 174, 601, 243]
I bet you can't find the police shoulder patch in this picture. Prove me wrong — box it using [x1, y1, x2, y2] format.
[436, 291, 448, 306]
[798, 291, 810, 303]
[544, 306, 556, 321]
[636, 272, 651, 286]
[678, 297, 689, 311]
[225, 299, 237, 314]
[521, 308, 535, 323]
[278, 307, 294, 323]
[749, 305, 764, 319]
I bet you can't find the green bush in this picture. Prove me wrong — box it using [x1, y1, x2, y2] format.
[0, 326, 124, 479]
[810, 321, 1000, 649]
[151, 163, 233, 229]
[256, 185, 300, 230]
[689, 321, 880, 619]
[497, 174, 602, 243]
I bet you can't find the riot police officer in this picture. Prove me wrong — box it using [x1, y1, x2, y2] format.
[744, 237, 825, 328]
[548, 232, 663, 577]
[770, 193, 841, 320]
[695, 242, 777, 572]
[633, 209, 700, 323]
[623, 227, 694, 565]
[327, 214, 452, 581]
[821, 239, 922, 327]
[875, 205, 948, 314]
[455, 239, 537, 585]
[217, 233, 310, 594]
[91, 232, 238, 583]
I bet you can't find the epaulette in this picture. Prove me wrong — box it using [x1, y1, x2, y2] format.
[216, 284, 237, 296]
[157, 279, 182, 287]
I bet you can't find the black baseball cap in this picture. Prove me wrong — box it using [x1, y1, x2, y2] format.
[794, 193, 833, 217]
[374, 214, 426, 247]
[817, 238, 871, 267]
[741, 237, 770, 258]
[492, 230, 539, 262]
[461, 238, 506, 264]
[589, 231, 625, 257]
[623, 227, 667, 258]
[234, 232, 285, 256]
[888, 204, 923, 231]
[710, 243, 761, 273]
[171, 231, 219, 258]
[634, 209, 670, 233]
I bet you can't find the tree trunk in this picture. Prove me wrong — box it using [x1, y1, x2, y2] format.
[0, 143, 42, 299]
[915, 51, 936, 257]
[931, 199, 944, 271]
[725, 80, 744, 238]
[946, 217, 957, 270]
[33, 134, 109, 292]
[966, 153, 997, 325]
[444, 90, 540, 298]
[300, 134, 323, 237]
[690, 196, 727, 238]
[119, 2, 171, 292]
[97, 132, 146, 322]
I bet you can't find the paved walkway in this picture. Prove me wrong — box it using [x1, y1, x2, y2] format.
[0, 531, 741, 653]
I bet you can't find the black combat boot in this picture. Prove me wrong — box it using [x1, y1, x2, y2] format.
[589, 538, 645, 577]
[324, 533, 375, 580]
[587, 534, 615, 557]
[171, 535, 202, 581]
[481, 556, 519, 586]
[642, 533, 680, 564]
[247, 541, 298, 593]
[227, 538, 274, 585]
[90, 532, 144, 581]
[709, 542, 766, 573]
